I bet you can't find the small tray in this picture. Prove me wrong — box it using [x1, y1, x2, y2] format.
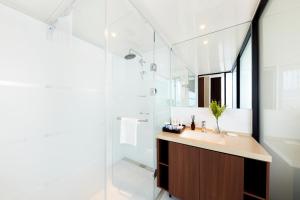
[162, 125, 186, 134]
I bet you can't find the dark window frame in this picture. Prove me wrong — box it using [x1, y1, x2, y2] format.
[233, 0, 268, 141]
[251, 0, 268, 142]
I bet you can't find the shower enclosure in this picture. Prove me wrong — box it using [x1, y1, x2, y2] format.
[0, 0, 170, 199]
[106, 0, 171, 199]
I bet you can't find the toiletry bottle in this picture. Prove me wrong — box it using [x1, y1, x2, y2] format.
[191, 115, 195, 130]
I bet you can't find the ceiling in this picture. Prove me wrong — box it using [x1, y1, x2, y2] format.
[0, 0, 260, 74]
[130, 0, 260, 74]
[106, 0, 166, 57]
[72, 0, 106, 47]
[0, 0, 107, 47]
[0, 0, 164, 56]
[131, 0, 260, 45]
[0, 0, 74, 23]
[172, 22, 251, 74]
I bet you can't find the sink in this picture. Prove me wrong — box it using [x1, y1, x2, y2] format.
[180, 130, 226, 144]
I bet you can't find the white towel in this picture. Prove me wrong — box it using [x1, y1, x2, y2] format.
[120, 117, 139, 146]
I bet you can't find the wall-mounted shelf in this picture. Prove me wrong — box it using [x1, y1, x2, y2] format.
[244, 192, 266, 200]
[157, 140, 169, 190]
[244, 158, 270, 200]
[159, 162, 168, 167]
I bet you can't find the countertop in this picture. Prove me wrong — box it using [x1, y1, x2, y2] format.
[157, 128, 272, 162]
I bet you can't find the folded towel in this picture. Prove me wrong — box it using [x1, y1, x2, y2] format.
[120, 117, 139, 146]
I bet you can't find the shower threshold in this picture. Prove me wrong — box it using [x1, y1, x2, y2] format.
[122, 157, 154, 173]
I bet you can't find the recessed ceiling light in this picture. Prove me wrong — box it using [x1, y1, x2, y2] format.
[200, 24, 206, 30]
[203, 40, 208, 45]
[111, 32, 117, 38]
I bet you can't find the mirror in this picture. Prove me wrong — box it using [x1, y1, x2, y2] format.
[198, 73, 224, 107]
[171, 23, 252, 109]
[171, 55, 196, 107]
[198, 71, 235, 108]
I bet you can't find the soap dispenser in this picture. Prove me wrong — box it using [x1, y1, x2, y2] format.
[191, 115, 195, 130]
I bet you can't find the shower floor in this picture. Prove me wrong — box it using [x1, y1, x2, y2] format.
[89, 159, 178, 200]
[159, 192, 179, 200]
[110, 159, 155, 200]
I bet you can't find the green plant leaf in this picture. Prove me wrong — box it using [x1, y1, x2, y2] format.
[210, 101, 226, 120]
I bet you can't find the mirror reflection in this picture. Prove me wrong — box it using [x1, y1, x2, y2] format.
[171, 24, 252, 109]
[171, 55, 196, 107]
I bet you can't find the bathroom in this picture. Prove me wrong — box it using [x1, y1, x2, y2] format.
[0, 0, 299, 199]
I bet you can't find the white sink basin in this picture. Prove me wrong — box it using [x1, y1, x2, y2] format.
[180, 130, 226, 144]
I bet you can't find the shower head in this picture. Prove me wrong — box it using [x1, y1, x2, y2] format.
[124, 49, 147, 80]
[124, 49, 143, 60]
[124, 53, 136, 60]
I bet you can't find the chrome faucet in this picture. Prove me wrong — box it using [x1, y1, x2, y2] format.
[201, 121, 206, 132]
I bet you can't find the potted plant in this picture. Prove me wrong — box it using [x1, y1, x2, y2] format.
[209, 101, 226, 134]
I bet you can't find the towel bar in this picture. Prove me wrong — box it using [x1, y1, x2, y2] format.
[116, 117, 148, 123]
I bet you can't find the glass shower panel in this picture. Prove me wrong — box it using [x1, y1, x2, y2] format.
[152, 33, 171, 197]
[106, 0, 165, 199]
[0, 0, 106, 199]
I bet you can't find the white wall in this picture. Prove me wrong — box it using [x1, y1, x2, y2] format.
[0, 4, 106, 200]
[171, 107, 252, 134]
[259, 0, 300, 199]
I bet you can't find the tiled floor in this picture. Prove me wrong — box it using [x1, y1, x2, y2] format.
[89, 159, 179, 200]
[110, 159, 155, 200]
[159, 191, 179, 200]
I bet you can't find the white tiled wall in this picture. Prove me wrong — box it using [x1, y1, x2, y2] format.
[0, 4, 106, 200]
[171, 107, 252, 134]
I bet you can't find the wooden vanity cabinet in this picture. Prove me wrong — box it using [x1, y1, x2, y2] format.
[168, 142, 243, 200]
[199, 148, 244, 200]
[157, 139, 270, 200]
[169, 142, 200, 200]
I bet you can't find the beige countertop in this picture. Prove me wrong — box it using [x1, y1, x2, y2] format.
[157, 128, 272, 162]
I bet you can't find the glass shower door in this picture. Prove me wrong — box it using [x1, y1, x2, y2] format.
[108, 41, 157, 200]
[106, 0, 157, 199]
[106, 0, 171, 198]
[152, 33, 172, 198]
[109, 61, 156, 200]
